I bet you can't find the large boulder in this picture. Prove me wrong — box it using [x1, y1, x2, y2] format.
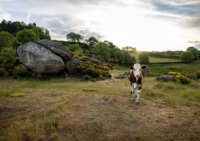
[17, 42, 65, 74]
[37, 39, 72, 61]
[65, 57, 82, 74]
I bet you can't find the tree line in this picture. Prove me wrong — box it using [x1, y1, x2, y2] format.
[0, 20, 140, 68]
[65, 32, 137, 66]
[148, 48, 200, 63]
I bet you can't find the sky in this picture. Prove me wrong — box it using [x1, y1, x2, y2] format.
[0, 0, 200, 51]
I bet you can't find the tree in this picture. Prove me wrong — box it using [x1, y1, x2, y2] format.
[12, 21, 25, 35]
[138, 52, 149, 64]
[92, 42, 110, 61]
[187, 47, 199, 61]
[32, 26, 51, 40]
[180, 51, 194, 63]
[124, 51, 136, 66]
[85, 36, 98, 47]
[0, 20, 51, 39]
[16, 29, 39, 44]
[66, 32, 83, 42]
[26, 23, 51, 40]
[103, 40, 116, 48]
[114, 50, 125, 65]
[0, 31, 18, 50]
[110, 48, 120, 59]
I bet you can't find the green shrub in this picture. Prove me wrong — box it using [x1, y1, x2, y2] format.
[16, 29, 39, 43]
[0, 47, 17, 62]
[0, 31, 18, 50]
[68, 44, 83, 54]
[12, 66, 25, 77]
[82, 75, 92, 81]
[76, 56, 112, 79]
[195, 71, 200, 79]
[0, 47, 25, 77]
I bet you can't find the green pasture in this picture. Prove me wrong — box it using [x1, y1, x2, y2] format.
[149, 56, 181, 63]
[111, 62, 200, 76]
[149, 62, 200, 75]
[130, 52, 181, 63]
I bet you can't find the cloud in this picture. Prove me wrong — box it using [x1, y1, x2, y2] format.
[188, 41, 200, 44]
[187, 41, 200, 50]
[182, 17, 200, 29]
[0, 9, 11, 21]
[153, 0, 200, 15]
[194, 44, 200, 50]
[26, 9, 32, 24]
[0, 0, 200, 51]
[32, 15, 104, 41]
[151, 0, 200, 29]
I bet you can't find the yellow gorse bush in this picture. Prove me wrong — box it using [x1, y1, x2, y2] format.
[168, 71, 190, 84]
[12, 66, 24, 77]
[10, 92, 26, 97]
[168, 71, 181, 76]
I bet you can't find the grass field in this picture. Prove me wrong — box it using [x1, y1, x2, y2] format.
[0, 75, 200, 140]
[111, 62, 200, 76]
[149, 56, 181, 63]
[149, 62, 200, 75]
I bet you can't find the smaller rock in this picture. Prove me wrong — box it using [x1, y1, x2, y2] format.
[157, 75, 175, 82]
[142, 65, 150, 76]
[186, 75, 198, 80]
[91, 55, 105, 62]
[65, 57, 82, 74]
[98, 56, 105, 62]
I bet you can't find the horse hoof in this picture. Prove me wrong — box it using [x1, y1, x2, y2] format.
[136, 102, 139, 105]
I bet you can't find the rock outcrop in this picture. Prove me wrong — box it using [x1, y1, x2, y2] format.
[17, 42, 65, 74]
[37, 39, 71, 61]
